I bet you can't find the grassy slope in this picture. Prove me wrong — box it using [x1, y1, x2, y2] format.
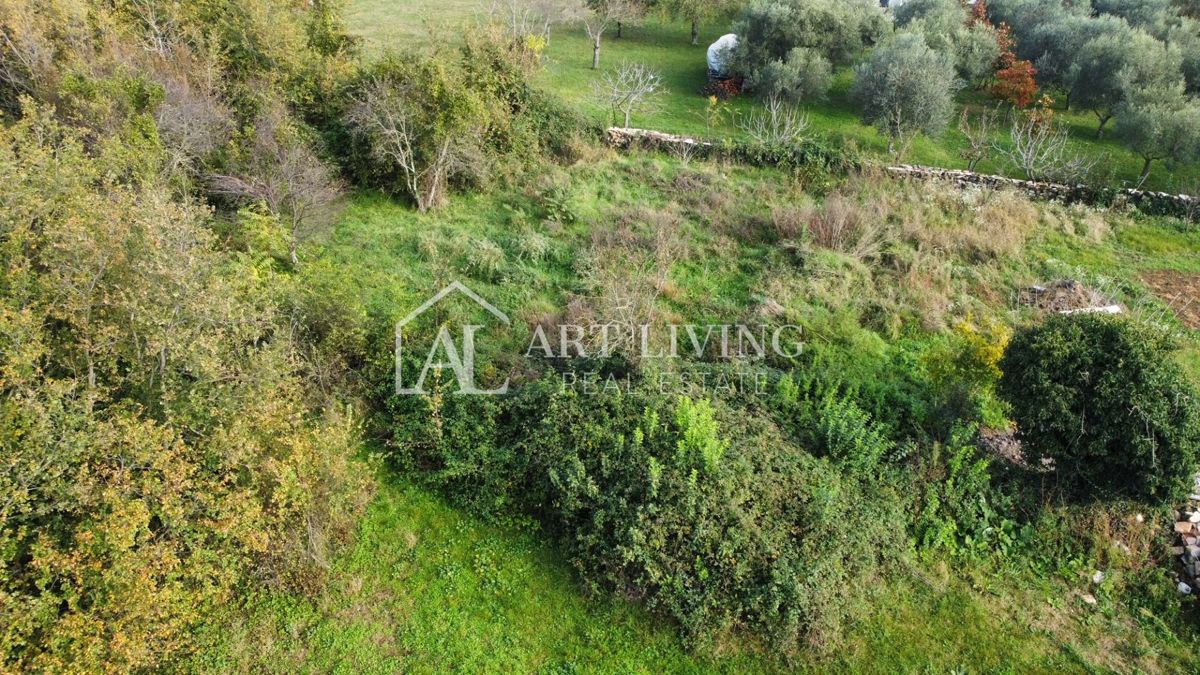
[346, 0, 1200, 191]
[195, 471, 1165, 674]
[195, 3, 1200, 671]
[197, 149, 1200, 671]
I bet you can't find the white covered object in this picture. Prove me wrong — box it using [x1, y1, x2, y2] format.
[706, 34, 739, 77]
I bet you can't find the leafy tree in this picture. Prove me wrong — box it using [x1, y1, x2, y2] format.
[999, 314, 1200, 503]
[892, 0, 967, 31]
[663, 0, 739, 45]
[733, 0, 888, 91]
[1092, 0, 1175, 30]
[955, 22, 1003, 85]
[1166, 18, 1200, 93]
[1072, 28, 1183, 137]
[851, 31, 962, 149]
[1117, 87, 1200, 184]
[745, 46, 833, 102]
[993, 57, 1038, 107]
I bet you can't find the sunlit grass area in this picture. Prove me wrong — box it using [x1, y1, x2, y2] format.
[346, 2, 1200, 191]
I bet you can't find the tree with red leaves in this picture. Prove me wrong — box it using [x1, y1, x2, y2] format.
[990, 21, 1038, 108]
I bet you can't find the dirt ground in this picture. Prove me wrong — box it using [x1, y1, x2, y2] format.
[1140, 270, 1200, 329]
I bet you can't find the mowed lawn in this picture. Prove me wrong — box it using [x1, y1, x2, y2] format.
[346, 2, 1200, 192]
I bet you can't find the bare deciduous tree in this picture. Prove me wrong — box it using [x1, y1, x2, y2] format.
[487, 0, 580, 43]
[957, 107, 997, 172]
[210, 106, 342, 265]
[738, 95, 810, 146]
[345, 76, 477, 212]
[592, 61, 664, 127]
[581, 0, 643, 70]
[153, 53, 233, 181]
[996, 112, 1096, 183]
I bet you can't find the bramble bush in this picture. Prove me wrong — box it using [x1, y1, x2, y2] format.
[388, 374, 905, 653]
[999, 314, 1200, 503]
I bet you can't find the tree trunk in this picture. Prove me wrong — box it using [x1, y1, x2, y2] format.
[624, 108, 631, 127]
[1064, 91, 1071, 110]
[592, 37, 600, 69]
[1139, 156, 1154, 186]
[616, 22, 622, 39]
[690, 19, 699, 46]
[1096, 113, 1111, 139]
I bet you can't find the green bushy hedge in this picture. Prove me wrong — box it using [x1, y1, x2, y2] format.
[999, 314, 1200, 503]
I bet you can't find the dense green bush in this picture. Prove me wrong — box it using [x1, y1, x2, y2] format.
[389, 374, 906, 652]
[999, 314, 1200, 503]
[343, 29, 589, 210]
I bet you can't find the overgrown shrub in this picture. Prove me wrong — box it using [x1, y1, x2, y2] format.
[999, 314, 1200, 503]
[388, 375, 906, 652]
[0, 103, 372, 671]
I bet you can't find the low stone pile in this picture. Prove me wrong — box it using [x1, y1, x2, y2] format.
[1173, 472, 1200, 593]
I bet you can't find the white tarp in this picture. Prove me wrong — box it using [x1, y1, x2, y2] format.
[706, 34, 739, 76]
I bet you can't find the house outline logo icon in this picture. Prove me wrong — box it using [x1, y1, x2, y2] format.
[394, 281, 510, 395]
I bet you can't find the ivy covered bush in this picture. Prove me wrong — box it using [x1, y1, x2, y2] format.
[999, 314, 1200, 503]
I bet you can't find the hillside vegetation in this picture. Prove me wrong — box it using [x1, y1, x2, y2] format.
[3, 1, 1200, 672]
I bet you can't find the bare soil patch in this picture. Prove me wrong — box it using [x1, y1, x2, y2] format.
[1141, 270, 1200, 329]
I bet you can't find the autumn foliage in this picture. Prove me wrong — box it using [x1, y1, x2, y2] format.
[991, 21, 1039, 108]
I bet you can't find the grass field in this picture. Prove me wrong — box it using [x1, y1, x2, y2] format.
[345, 1, 1200, 192]
[192, 3, 1200, 670]
[194, 147, 1200, 670]
[194, 471, 1190, 674]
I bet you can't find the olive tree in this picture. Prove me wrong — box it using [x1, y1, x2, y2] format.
[1167, 19, 1200, 93]
[892, 0, 966, 31]
[1092, 0, 1175, 30]
[1118, 89, 1200, 185]
[850, 32, 962, 151]
[733, 0, 887, 96]
[891, 0, 999, 86]
[745, 46, 833, 103]
[1072, 28, 1183, 137]
[1024, 14, 1120, 105]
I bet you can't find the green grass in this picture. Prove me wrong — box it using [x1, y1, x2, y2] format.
[345, 1, 1200, 192]
[191, 147, 1200, 670]
[193, 478, 774, 674]
[194, 471, 1196, 673]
